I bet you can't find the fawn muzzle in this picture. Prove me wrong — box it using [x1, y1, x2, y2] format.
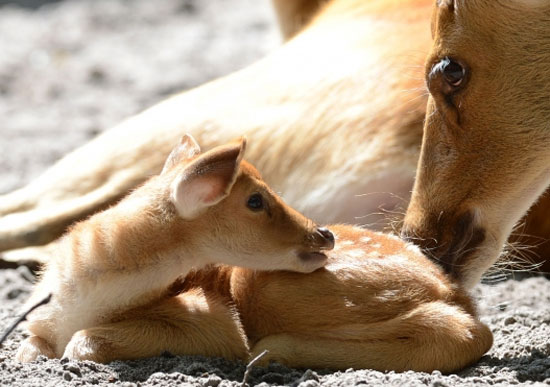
[314, 227, 335, 251]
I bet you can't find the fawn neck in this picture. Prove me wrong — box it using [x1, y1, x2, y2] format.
[52, 184, 206, 308]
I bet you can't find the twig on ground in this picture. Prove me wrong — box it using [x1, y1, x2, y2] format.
[241, 349, 269, 386]
[0, 293, 52, 347]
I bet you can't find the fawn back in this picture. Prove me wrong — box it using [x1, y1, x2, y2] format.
[184, 224, 492, 373]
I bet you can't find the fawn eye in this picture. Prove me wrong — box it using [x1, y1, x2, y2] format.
[246, 193, 264, 211]
[441, 57, 465, 87]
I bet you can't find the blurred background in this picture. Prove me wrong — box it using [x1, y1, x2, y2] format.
[0, 0, 279, 194]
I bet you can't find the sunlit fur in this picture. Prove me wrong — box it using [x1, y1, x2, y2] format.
[0, 0, 431, 253]
[224, 225, 493, 373]
[29, 224, 491, 372]
[1, 2, 549, 352]
[403, 0, 550, 288]
[3, 0, 550, 277]
[16, 136, 332, 362]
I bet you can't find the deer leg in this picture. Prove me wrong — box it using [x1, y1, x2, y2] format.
[63, 289, 249, 363]
[16, 336, 56, 362]
[250, 302, 493, 373]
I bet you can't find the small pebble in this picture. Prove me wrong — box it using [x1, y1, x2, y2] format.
[504, 316, 516, 325]
[65, 363, 82, 377]
[63, 371, 73, 381]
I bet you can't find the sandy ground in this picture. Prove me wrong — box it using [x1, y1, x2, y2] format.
[0, 0, 549, 386]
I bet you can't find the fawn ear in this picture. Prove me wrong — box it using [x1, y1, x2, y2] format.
[161, 134, 202, 174]
[170, 137, 246, 219]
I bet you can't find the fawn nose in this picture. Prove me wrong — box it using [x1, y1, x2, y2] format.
[315, 227, 335, 250]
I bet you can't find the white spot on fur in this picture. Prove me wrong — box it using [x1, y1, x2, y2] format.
[359, 237, 371, 243]
[384, 233, 401, 241]
[375, 289, 399, 302]
[345, 249, 366, 259]
[406, 243, 423, 256]
[343, 297, 357, 308]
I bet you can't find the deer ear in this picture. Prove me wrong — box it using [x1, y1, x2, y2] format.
[161, 134, 201, 174]
[170, 137, 246, 219]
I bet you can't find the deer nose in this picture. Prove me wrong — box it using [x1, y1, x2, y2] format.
[401, 210, 485, 275]
[315, 227, 335, 250]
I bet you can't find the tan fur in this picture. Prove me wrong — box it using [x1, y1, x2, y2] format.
[402, 0, 550, 287]
[0, 0, 431, 253]
[97, 225, 491, 373]
[230, 226, 492, 372]
[2, 0, 550, 274]
[16, 136, 333, 362]
[15, 133, 492, 371]
[270, 0, 328, 39]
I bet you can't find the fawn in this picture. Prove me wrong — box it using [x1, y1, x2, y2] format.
[182, 225, 493, 373]
[16, 136, 491, 372]
[15, 135, 334, 362]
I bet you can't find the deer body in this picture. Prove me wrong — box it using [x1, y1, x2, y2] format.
[2, 1, 550, 273]
[16, 136, 334, 362]
[0, 0, 431, 254]
[170, 225, 493, 373]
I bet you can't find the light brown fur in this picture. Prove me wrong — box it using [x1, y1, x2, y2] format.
[24, 224, 491, 372]
[0, 0, 431, 252]
[225, 225, 492, 373]
[403, 0, 550, 287]
[4, 0, 547, 372]
[2, 0, 550, 275]
[16, 136, 333, 362]
[15, 134, 493, 372]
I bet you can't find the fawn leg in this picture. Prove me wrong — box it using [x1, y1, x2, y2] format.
[63, 289, 249, 363]
[250, 302, 493, 373]
[16, 336, 56, 362]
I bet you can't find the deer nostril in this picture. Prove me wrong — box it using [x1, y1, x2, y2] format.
[316, 227, 335, 250]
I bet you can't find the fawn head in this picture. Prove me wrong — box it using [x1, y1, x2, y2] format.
[403, 0, 550, 288]
[159, 134, 334, 273]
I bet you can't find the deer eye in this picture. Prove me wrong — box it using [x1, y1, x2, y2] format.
[441, 57, 465, 87]
[246, 193, 264, 211]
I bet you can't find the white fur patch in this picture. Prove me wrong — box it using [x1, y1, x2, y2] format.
[345, 249, 366, 259]
[405, 243, 423, 256]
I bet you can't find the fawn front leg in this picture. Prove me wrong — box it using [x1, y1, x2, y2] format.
[63, 289, 249, 363]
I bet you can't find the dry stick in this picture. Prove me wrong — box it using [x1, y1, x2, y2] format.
[241, 349, 269, 387]
[0, 293, 52, 347]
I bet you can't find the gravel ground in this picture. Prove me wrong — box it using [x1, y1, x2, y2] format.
[0, 1, 549, 386]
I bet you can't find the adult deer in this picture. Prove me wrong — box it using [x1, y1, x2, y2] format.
[1, 0, 549, 275]
[402, 0, 550, 287]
